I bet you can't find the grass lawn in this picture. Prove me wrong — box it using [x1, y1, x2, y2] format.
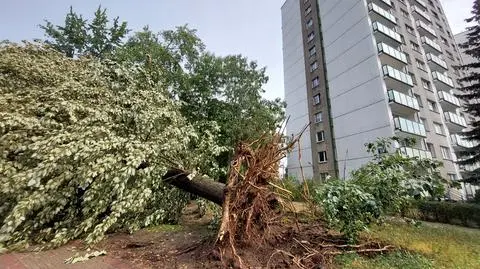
[335, 220, 480, 269]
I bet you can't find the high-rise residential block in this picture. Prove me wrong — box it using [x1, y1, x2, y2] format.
[281, 0, 475, 200]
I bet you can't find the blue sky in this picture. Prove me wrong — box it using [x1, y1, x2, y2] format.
[0, 0, 472, 101]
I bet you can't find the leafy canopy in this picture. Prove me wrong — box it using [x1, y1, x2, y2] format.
[39, 6, 129, 58]
[0, 43, 221, 249]
[114, 26, 285, 178]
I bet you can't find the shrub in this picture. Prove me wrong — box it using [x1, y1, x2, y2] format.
[313, 137, 447, 242]
[408, 200, 480, 228]
[281, 176, 325, 202]
[473, 191, 480, 204]
[315, 180, 380, 242]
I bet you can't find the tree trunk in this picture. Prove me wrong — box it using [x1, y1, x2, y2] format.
[163, 169, 226, 206]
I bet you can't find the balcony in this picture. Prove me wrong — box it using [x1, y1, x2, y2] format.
[409, 0, 427, 9]
[372, 21, 402, 47]
[411, 5, 431, 23]
[432, 71, 454, 91]
[421, 36, 442, 55]
[388, 89, 420, 114]
[451, 134, 476, 149]
[377, 43, 408, 69]
[369, 0, 393, 9]
[399, 146, 433, 159]
[394, 117, 427, 137]
[368, 3, 396, 28]
[459, 162, 480, 173]
[438, 91, 461, 112]
[382, 65, 414, 91]
[416, 20, 437, 38]
[444, 112, 468, 133]
[426, 53, 448, 71]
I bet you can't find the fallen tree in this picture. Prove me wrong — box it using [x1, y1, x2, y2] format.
[163, 169, 226, 206]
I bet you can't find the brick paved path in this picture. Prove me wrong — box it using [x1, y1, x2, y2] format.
[0, 244, 136, 269]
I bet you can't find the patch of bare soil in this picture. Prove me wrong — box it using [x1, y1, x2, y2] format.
[96, 203, 391, 269]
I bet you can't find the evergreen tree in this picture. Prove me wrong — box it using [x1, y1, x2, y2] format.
[456, 0, 480, 183]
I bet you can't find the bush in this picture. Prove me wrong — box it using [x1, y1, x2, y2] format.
[407, 200, 480, 228]
[313, 137, 447, 242]
[315, 180, 380, 242]
[473, 192, 480, 204]
[281, 176, 324, 202]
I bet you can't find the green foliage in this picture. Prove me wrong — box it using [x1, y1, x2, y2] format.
[455, 1, 480, 181]
[39, 6, 129, 58]
[281, 176, 325, 201]
[474, 191, 480, 204]
[406, 201, 480, 228]
[114, 26, 285, 178]
[0, 43, 221, 249]
[315, 137, 447, 242]
[315, 180, 380, 242]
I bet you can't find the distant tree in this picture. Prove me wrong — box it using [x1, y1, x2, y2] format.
[456, 0, 480, 184]
[39, 6, 128, 58]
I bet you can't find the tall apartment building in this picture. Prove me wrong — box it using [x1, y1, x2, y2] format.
[281, 0, 475, 199]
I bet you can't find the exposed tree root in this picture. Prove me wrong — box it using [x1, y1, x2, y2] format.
[215, 132, 290, 268]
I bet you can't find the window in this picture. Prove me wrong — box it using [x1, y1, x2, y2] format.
[421, 117, 429, 131]
[401, 8, 409, 18]
[318, 151, 327, 163]
[427, 143, 436, 158]
[411, 41, 420, 52]
[313, 94, 321, 105]
[427, 99, 438, 112]
[310, 61, 318, 72]
[436, 23, 444, 32]
[409, 72, 417, 85]
[406, 24, 415, 34]
[316, 131, 325, 142]
[446, 50, 454, 60]
[433, 122, 444, 135]
[441, 37, 449, 46]
[405, 52, 411, 64]
[448, 173, 457, 181]
[312, 76, 319, 88]
[305, 6, 312, 15]
[422, 79, 431, 90]
[306, 18, 313, 28]
[307, 32, 315, 42]
[314, 112, 322, 123]
[415, 94, 423, 107]
[432, 11, 439, 19]
[416, 59, 426, 71]
[440, 146, 451, 159]
[320, 172, 329, 180]
[309, 46, 316, 57]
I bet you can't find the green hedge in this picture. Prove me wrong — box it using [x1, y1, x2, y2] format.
[405, 200, 480, 228]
